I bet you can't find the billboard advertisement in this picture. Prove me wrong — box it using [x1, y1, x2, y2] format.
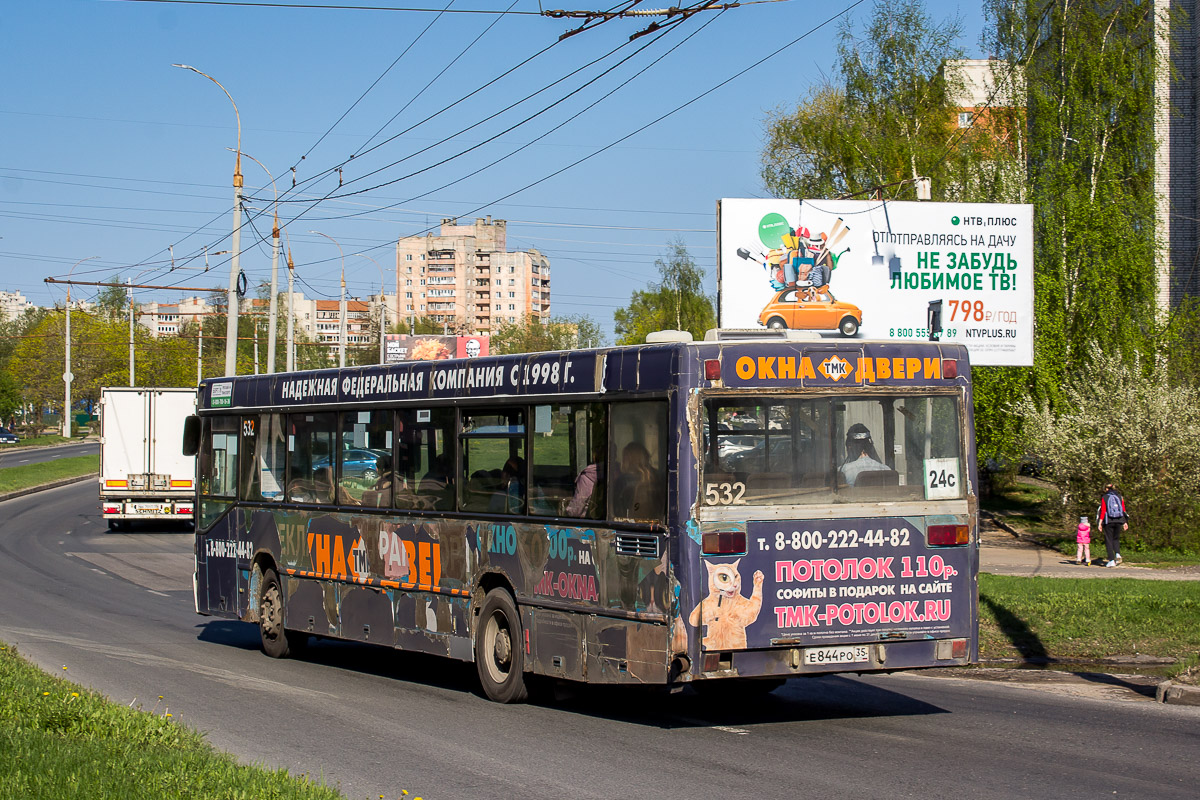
[383, 334, 489, 363]
[717, 198, 1033, 366]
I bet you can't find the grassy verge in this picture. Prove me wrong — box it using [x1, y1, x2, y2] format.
[978, 573, 1200, 673]
[0, 455, 99, 493]
[0, 643, 345, 799]
[0, 434, 74, 448]
[983, 477, 1200, 566]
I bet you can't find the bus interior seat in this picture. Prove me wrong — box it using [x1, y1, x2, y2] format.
[854, 470, 901, 487]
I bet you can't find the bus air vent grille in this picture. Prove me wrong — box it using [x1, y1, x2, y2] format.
[615, 534, 659, 558]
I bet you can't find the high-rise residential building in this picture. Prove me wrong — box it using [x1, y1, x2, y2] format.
[0, 290, 36, 321]
[395, 217, 550, 333]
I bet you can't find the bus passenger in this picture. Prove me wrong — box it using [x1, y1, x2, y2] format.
[839, 423, 890, 486]
[613, 442, 661, 519]
[490, 457, 525, 514]
[565, 448, 604, 518]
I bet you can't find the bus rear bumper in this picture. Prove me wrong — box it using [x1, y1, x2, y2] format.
[691, 637, 974, 682]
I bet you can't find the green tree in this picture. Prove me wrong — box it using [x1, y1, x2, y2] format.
[491, 314, 604, 355]
[614, 240, 715, 344]
[760, 0, 1001, 202]
[94, 275, 129, 321]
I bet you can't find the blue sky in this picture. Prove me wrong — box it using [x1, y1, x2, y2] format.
[2, 0, 984, 339]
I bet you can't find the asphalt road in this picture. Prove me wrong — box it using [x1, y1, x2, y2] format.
[0, 440, 98, 469]
[1, 481, 1197, 800]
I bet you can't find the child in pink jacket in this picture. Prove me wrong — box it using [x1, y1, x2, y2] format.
[1075, 516, 1092, 565]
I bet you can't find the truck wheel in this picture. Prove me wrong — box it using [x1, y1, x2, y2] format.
[259, 567, 303, 659]
[839, 316, 860, 337]
[475, 588, 528, 703]
[767, 317, 787, 330]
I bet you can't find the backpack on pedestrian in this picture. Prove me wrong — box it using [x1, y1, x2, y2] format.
[1104, 491, 1125, 522]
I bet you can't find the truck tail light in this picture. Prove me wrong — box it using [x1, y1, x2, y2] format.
[942, 359, 958, 379]
[103, 505, 121, 515]
[928, 524, 969, 546]
[704, 359, 721, 381]
[702, 530, 746, 555]
[176, 506, 193, 515]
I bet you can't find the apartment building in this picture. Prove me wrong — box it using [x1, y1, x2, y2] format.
[0, 290, 36, 322]
[396, 217, 550, 334]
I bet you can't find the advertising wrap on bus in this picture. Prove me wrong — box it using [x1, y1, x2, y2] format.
[689, 520, 973, 652]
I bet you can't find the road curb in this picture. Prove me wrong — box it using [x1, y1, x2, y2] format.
[1156, 680, 1200, 706]
[0, 473, 98, 504]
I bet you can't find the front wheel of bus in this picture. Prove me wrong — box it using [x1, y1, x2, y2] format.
[259, 567, 297, 659]
[475, 589, 528, 703]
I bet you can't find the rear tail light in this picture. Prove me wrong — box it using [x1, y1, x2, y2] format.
[702, 530, 747, 555]
[704, 359, 722, 381]
[942, 358, 958, 379]
[103, 505, 121, 515]
[928, 524, 970, 546]
[952, 638, 968, 658]
[176, 506, 193, 515]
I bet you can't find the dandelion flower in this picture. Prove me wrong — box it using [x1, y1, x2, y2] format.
[42, 691, 49, 696]
[166, 713, 173, 718]
[71, 692, 79, 697]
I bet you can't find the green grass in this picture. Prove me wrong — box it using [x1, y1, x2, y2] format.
[984, 477, 1200, 566]
[0, 434, 73, 448]
[978, 573, 1200, 666]
[0, 455, 99, 493]
[0, 642, 346, 799]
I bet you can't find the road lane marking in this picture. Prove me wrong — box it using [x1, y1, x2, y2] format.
[0, 626, 333, 700]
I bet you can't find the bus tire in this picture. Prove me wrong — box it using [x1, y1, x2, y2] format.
[475, 588, 528, 703]
[767, 316, 787, 330]
[259, 567, 298, 659]
[839, 316, 859, 337]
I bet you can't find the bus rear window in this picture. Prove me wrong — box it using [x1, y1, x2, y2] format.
[702, 394, 964, 505]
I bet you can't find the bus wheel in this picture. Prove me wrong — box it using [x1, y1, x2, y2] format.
[475, 588, 528, 703]
[259, 567, 296, 659]
[839, 316, 860, 337]
[767, 316, 787, 330]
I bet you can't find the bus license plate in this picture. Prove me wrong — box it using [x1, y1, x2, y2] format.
[803, 645, 869, 666]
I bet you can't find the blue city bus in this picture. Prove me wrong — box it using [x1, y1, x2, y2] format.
[187, 333, 978, 702]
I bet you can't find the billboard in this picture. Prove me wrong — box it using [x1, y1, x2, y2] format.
[384, 334, 489, 363]
[717, 198, 1033, 366]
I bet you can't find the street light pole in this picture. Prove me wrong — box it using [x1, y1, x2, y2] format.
[239, 149, 281, 373]
[128, 278, 135, 385]
[174, 63, 243, 377]
[310, 231, 346, 368]
[286, 246, 296, 372]
[356, 253, 386, 364]
[63, 256, 99, 438]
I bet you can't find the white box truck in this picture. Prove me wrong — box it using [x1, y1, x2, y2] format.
[99, 387, 197, 528]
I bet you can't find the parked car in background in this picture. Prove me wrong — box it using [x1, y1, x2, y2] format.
[315, 448, 390, 484]
[0, 427, 20, 444]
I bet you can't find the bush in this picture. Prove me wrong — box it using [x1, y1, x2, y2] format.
[1017, 345, 1200, 553]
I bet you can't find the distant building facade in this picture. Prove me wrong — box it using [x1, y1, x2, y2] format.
[395, 217, 550, 334]
[0, 290, 36, 321]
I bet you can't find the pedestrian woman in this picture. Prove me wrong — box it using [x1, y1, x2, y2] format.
[1096, 483, 1129, 568]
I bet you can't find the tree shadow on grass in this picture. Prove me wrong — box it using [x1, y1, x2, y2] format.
[980, 594, 1050, 662]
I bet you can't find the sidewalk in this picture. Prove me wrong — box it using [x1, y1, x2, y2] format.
[980, 515, 1200, 581]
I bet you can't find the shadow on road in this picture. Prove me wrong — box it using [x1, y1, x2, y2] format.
[194, 620, 948, 726]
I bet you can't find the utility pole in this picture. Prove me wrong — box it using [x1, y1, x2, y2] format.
[63, 256, 99, 438]
[240, 150, 280, 373]
[286, 248, 296, 372]
[128, 278, 135, 386]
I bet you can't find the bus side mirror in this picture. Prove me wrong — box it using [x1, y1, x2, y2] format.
[182, 415, 201, 457]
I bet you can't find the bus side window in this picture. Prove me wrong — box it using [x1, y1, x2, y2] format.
[200, 416, 239, 499]
[610, 402, 667, 522]
[287, 413, 336, 504]
[340, 410, 392, 507]
[460, 409, 526, 515]
[531, 403, 606, 519]
[395, 408, 456, 511]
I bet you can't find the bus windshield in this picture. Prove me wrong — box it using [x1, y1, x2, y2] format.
[702, 393, 964, 505]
